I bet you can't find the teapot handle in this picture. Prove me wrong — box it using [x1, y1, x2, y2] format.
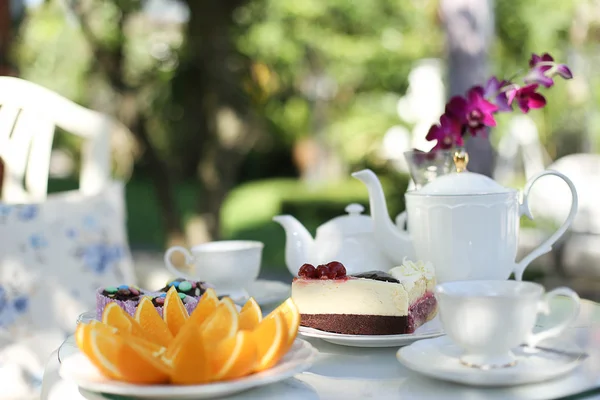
[513, 170, 578, 281]
[394, 211, 409, 232]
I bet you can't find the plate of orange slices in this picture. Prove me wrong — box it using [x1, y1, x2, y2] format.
[60, 287, 316, 399]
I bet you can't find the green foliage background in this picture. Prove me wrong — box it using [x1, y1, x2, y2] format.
[15, 0, 591, 171]
[11, 0, 596, 261]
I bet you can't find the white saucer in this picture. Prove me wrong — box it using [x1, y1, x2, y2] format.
[60, 339, 316, 399]
[397, 335, 585, 387]
[214, 279, 290, 306]
[246, 280, 291, 306]
[298, 316, 444, 348]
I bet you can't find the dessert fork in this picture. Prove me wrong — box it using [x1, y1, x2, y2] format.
[519, 344, 589, 360]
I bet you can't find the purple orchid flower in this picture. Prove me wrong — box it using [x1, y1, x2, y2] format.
[525, 53, 573, 88]
[484, 77, 512, 112]
[445, 95, 467, 119]
[422, 53, 572, 154]
[507, 84, 547, 113]
[446, 88, 499, 136]
[426, 113, 463, 150]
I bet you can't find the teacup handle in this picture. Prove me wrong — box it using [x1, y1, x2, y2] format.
[164, 246, 196, 281]
[527, 287, 580, 347]
[513, 170, 578, 281]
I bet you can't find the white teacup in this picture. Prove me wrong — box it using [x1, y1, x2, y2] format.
[164, 241, 264, 293]
[435, 280, 580, 369]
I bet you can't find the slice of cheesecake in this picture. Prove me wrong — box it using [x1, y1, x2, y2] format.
[291, 260, 437, 335]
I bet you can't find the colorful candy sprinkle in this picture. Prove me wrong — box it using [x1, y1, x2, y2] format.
[178, 293, 186, 300]
[118, 284, 129, 290]
[178, 281, 192, 292]
[104, 287, 118, 293]
[130, 288, 140, 296]
[191, 282, 197, 289]
[159, 293, 166, 298]
[155, 297, 165, 305]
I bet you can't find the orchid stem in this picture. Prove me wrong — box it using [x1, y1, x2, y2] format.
[504, 69, 524, 83]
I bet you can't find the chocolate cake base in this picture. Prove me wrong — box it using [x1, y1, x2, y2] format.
[301, 293, 438, 335]
[301, 314, 409, 335]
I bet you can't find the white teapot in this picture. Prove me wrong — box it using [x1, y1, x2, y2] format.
[273, 203, 404, 276]
[353, 160, 578, 284]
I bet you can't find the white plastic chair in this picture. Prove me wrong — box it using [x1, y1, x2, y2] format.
[0, 76, 130, 202]
[0, 77, 137, 400]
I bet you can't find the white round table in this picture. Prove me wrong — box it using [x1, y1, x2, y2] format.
[42, 298, 600, 400]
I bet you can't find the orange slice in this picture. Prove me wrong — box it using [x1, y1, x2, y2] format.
[163, 288, 220, 360]
[252, 311, 288, 372]
[125, 335, 172, 376]
[189, 288, 220, 326]
[165, 325, 211, 385]
[76, 323, 123, 380]
[101, 302, 158, 343]
[163, 286, 189, 337]
[210, 330, 257, 380]
[134, 297, 174, 347]
[266, 298, 300, 350]
[239, 297, 262, 331]
[75, 322, 120, 378]
[199, 297, 239, 344]
[84, 323, 170, 384]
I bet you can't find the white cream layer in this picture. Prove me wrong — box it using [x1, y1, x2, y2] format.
[292, 278, 409, 316]
[389, 259, 436, 304]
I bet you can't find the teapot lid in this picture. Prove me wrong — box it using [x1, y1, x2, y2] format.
[418, 171, 510, 195]
[317, 203, 372, 237]
[417, 150, 510, 195]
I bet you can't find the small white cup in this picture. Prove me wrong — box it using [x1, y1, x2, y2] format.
[435, 280, 580, 369]
[164, 240, 263, 293]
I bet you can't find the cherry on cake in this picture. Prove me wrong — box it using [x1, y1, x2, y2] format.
[291, 260, 437, 335]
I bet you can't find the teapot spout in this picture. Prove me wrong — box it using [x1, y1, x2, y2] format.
[272, 215, 315, 276]
[352, 169, 414, 264]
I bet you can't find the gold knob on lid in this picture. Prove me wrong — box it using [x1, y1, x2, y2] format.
[453, 150, 469, 173]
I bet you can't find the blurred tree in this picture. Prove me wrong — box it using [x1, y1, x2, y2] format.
[0, 0, 24, 76]
[439, 0, 495, 177]
[63, 0, 186, 246]
[16, 0, 262, 243]
[0, 1, 9, 75]
[493, 0, 583, 158]
[234, 0, 443, 175]
[570, 0, 600, 154]
[166, 0, 259, 241]
[13, 0, 474, 246]
[160, 0, 443, 241]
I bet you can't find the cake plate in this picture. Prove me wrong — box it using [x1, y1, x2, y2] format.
[298, 315, 444, 348]
[60, 339, 316, 399]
